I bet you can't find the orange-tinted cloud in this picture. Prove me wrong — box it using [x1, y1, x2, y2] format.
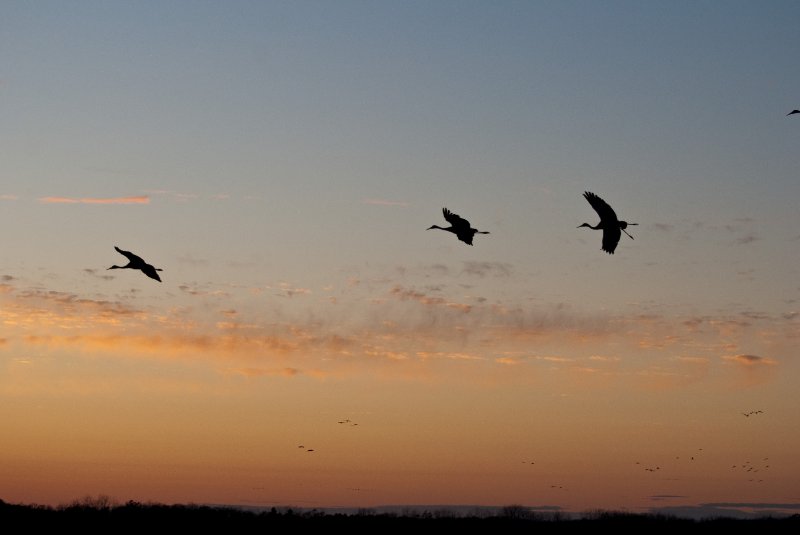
[38, 195, 150, 204]
[721, 354, 777, 367]
[720, 354, 778, 387]
[229, 367, 302, 378]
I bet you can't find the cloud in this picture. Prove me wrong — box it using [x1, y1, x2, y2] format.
[177, 254, 209, 267]
[0, 194, 19, 201]
[675, 356, 708, 364]
[389, 285, 446, 306]
[720, 354, 778, 387]
[38, 195, 150, 205]
[263, 282, 313, 298]
[461, 262, 513, 278]
[362, 198, 409, 207]
[83, 268, 115, 281]
[734, 234, 760, 245]
[495, 357, 522, 365]
[2, 275, 16, 282]
[703, 502, 800, 510]
[143, 190, 202, 202]
[588, 355, 620, 362]
[721, 354, 776, 367]
[177, 283, 230, 298]
[649, 223, 674, 232]
[229, 367, 302, 378]
[651, 502, 800, 519]
[388, 285, 473, 313]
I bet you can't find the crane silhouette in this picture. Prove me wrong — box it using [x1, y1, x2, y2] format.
[578, 191, 637, 254]
[108, 246, 163, 282]
[787, 109, 799, 116]
[427, 208, 489, 245]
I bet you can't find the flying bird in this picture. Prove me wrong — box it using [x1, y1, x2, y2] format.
[787, 109, 799, 116]
[108, 246, 163, 282]
[578, 191, 637, 254]
[427, 208, 489, 246]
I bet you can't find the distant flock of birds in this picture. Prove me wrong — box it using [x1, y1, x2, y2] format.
[111, 190, 641, 283]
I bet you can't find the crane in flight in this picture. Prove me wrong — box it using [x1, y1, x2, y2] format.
[427, 208, 489, 246]
[578, 191, 637, 254]
[108, 246, 163, 282]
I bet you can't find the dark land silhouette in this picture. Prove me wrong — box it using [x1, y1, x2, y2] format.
[578, 191, 637, 254]
[427, 207, 489, 246]
[1, 497, 798, 533]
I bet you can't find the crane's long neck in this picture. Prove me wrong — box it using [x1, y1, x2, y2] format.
[578, 223, 601, 230]
[427, 225, 453, 232]
[108, 263, 132, 270]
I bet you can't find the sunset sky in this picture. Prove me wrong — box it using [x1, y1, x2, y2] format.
[1, 0, 799, 517]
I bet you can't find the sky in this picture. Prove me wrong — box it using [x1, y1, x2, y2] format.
[1, 0, 799, 517]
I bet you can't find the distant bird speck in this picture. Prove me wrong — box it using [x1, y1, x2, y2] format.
[427, 208, 489, 246]
[578, 191, 637, 254]
[108, 246, 163, 282]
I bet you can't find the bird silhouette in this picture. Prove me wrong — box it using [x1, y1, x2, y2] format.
[578, 191, 637, 254]
[108, 246, 163, 282]
[427, 208, 489, 246]
[787, 109, 799, 116]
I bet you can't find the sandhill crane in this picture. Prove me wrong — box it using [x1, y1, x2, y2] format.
[578, 191, 637, 254]
[787, 109, 799, 116]
[427, 208, 489, 245]
[108, 246, 163, 282]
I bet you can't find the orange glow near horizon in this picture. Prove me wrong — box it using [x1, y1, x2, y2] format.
[1, 277, 797, 511]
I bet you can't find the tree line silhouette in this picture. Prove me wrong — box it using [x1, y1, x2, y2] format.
[1, 497, 797, 532]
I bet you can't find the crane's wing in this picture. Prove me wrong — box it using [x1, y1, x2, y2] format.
[114, 246, 145, 264]
[583, 192, 619, 223]
[601, 226, 621, 254]
[456, 231, 474, 245]
[140, 264, 162, 282]
[442, 208, 471, 230]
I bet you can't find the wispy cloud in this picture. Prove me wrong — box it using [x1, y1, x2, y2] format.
[178, 283, 230, 298]
[83, 268, 115, 281]
[649, 223, 674, 232]
[734, 234, 760, 245]
[0, 194, 19, 201]
[495, 357, 522, 365]
[721, 354, 776, 367]
[388, 285, 472, 312]
[362, 198, 409, 207]
[229, 367, 303, 378]
[38, 195, 150, 205]
[461, 261, 513, 278]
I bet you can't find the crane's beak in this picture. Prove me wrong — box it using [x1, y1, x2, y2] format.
[622, 228, 634, 240]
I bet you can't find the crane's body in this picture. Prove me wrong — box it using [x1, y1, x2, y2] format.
[108, 246, 163, 282]
[578, 191, 637, 254]
[427, 208, 489, 246]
